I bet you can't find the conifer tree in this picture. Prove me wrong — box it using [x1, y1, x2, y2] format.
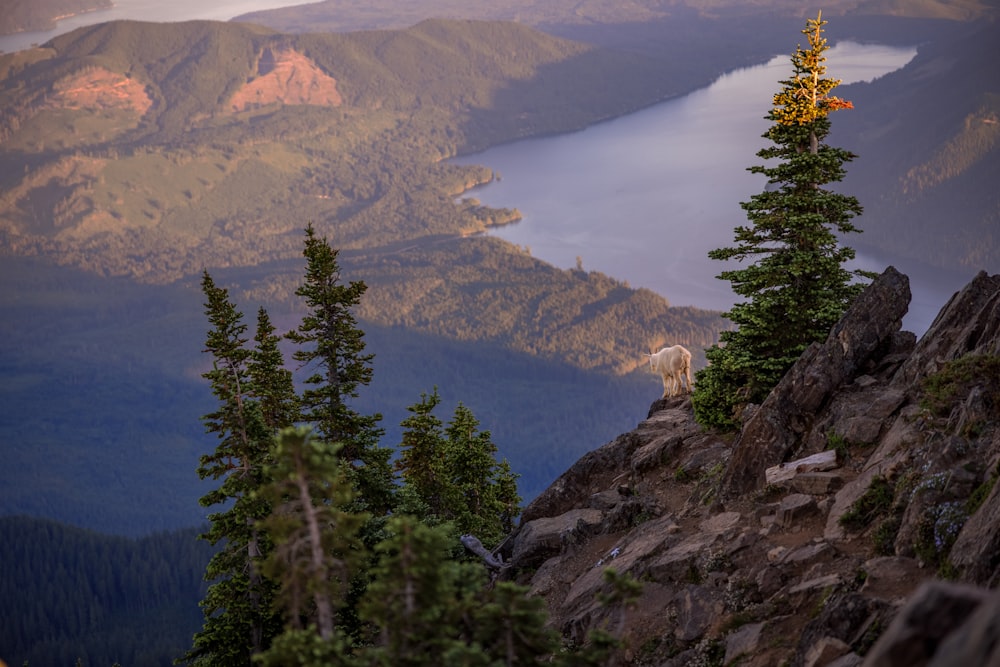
[183, 273, 281, 667]
[395, 388, 449, 519]
[249, 307, 298, 434]
[286, 224, 394, 516]
[692, 12, 869, 430]
[443, 404, 521, 546]
[257, 427, 366, 644]
[359, 516, 480, 665]
[396, 394, 521, 547]
[472, 582, 561, 666]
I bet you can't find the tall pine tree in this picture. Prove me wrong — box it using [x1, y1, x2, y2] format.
[443, 404, 521, 547]
[692, 12, 869, 430]
[182, 273, 283, 667]
[286, 224, 395, 516]
[249, 307, 299, 434]
[395, 388, 450, 520]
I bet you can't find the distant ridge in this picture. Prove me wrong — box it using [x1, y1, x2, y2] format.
[839, 15, 1000, 273]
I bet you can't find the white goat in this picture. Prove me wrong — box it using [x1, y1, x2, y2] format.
[645, 345, 692, 398]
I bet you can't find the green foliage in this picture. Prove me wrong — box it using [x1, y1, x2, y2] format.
[254, 627, 353, 667]
[444, 404, 522, 545]
[839, 475, 895, 532]
[359, 516, 480, 664]
[0, 19, 686, 284]
[827, 432, 850, 461]
[258, 427, 368, 641]
[396, 389, 522, 547]
[693, 13, 868, 430]
[250, 307, 300, 433]
[184, 230, 647, 667]
[288, 224, 394, 516]
[920, 354, 1000, 422]
[873, 515, 902, 556]
[184, 272, 283, 667]
[395, 388, 450, 518]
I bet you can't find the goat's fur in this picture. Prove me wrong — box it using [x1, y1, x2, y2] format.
[645, 345, 692, 398]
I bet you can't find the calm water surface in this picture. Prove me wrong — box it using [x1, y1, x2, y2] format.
[0, 0, 320, 52]
[454, 42, 967, 334]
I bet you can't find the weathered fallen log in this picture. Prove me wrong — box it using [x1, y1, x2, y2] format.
[461, 534, 505, 569]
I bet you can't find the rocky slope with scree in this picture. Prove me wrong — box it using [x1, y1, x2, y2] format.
[499, 266, 1000, 666]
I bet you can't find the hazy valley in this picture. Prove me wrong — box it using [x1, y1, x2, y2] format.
[1, 1, 999, 664]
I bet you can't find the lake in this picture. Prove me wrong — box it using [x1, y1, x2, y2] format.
[3, 15, 971, 334]
[453, 42, 972, 335]
[0, 0, 319, 53]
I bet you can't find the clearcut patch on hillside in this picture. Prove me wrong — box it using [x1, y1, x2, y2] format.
[48, 68, 152, 114]
[228, 47, 342, 111]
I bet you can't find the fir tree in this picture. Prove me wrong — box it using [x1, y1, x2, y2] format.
[443, 404, 521, 547]
[692, 12, 869, 430]
[472, 582, 560, 666]
[396, 393, 521, 547]
[182, 273, 281, 667]
[359, 516, 480, 665]
[286, 224, 394, 516]
[395, 388, 449, 520]
[257, 427, 366, 643]
[249, 307, 298, 434]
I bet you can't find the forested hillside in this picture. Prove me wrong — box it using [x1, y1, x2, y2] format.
[3, 5, 998, 666]
[838, 15, 1000, 273]
[0, 516, 212, 666]
[1, 5, 995, 538]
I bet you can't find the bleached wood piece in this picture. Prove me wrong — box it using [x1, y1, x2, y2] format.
[765, 450, 838, 485]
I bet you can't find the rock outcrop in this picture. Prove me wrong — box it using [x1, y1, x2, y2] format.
[502, 267, 1000, 666]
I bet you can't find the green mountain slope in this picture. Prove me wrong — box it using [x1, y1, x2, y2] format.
[0, 516, 212, 666]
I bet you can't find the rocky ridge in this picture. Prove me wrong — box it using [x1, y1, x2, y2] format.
[501, 267, 1000, 666]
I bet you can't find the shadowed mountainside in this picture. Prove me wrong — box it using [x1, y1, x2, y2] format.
[838, 15, 1000, 274]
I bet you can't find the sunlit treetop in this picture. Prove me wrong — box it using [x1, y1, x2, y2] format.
[771, 10, 854, 127]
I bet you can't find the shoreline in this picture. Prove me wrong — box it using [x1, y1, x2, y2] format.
[1, 2, 114, 39]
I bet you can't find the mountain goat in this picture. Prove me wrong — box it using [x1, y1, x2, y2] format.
[645, 345, 692, 398]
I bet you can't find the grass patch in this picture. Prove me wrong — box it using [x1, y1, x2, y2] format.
[839, 475, 895, 531]
[921, 354, 1000, 419]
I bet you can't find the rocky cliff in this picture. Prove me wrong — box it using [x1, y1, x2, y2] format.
[501, 267, 1000, 666]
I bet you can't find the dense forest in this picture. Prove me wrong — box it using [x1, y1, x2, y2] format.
[0, 253, 703, 535]
[0, 516, 212, 666]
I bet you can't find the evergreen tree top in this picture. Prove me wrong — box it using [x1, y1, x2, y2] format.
[771, 11, 853, 128]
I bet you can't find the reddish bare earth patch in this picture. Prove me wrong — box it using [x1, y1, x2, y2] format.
[49, 68, 152, 114]
[228, 47, 342, 111]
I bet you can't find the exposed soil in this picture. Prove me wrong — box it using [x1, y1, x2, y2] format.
[48, 67, 152, 114]
[228, 47, 342, 111]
